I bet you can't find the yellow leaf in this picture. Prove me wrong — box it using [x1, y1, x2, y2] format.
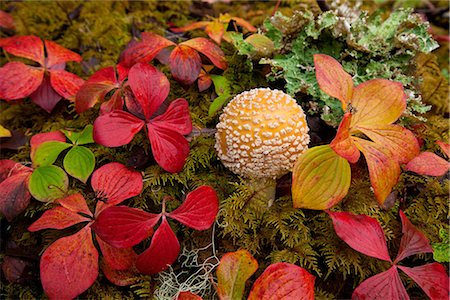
[0, 125, 12, 138]
[292, 145, 351, 210]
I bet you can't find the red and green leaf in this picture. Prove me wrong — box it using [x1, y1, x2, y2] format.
[398, 263, 449, 300]
[168, 185, 219, 230]
[352, 266, 408, 300]
[92, 206, 159, 248]
[394, 210, 433, 263]
[248, 262, 315, 300]
[30, 131, 66, 160]
[93, 110, 145, 147]
[90, 162, 143, 207]
[327, 211, 391, 262]
[0, 62, 43, 100]
[216, 249, 258, 300]
[313, 54, 353, 109]
[32, 140, 71, 168]
[40, 226, 98, 300]
[292, 145, 351, 210]
[405, 152, 450, 176]
[136, 216, 180, 275]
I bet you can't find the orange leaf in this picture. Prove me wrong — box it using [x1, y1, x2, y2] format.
[292, 145, 351, 210]
[313, 54, 353, 110]
[205, 20, 225, 44]
[181, 38, 227, 70]
[170, 21, 209, 33]
[330, 113, 360, 163]
[356, 124, 420, 164]
[350, 79, 406, 128]
[353, 138, 400, 205]
[405, 152, 450, 176]
[217, 249, 258, 300]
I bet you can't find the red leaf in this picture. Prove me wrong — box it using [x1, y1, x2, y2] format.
[2, 256, 27, 283]
[100, 89, 124, 115]
[405, 152, 450, 176]
[136, 216, 180, 275]
[30, 76, 62, 113]
[436, 141, 450, 158]
[92, 206, 158, 248]
[30, 131, 66, 160]
[0, 10, 15, 30]
[168, 185, 219, 230]
[330, 112, 360, 163]
[352, 266, 408, 300]
[58, 193, 92, 217]
[96, 236, 137, 270]
[0, 62, 43, 100]
[75, 66, 119, 113]
[100, 259, 139, 286]
[40, 226, 98, 300]
[0, 36, 44, 65]
[353, 138, 401, 205]
[93, 110, 145, 147]
[28, 206, 90, 231]
[398, 263, 449, 300]
[327, 211, 391, 262]
[0, 171, 31, 221]
[177, 291, 203, 300]
[120, 32, 175, 68]
[181, 38, 227, 70]
[150, 98, 193, 135]
[248, 263, 315, 300]
[128, 63, 170, 121]
[394, 210, 433, 263]
[44, 40, 81, 69]
[169, 45, 202, 85]
[147, 123, 190, 173]
[313, 54, 353, 109]
[170, 21, 210, 33]
[49, 69, 85, 101]
[91, 162, 143, 207]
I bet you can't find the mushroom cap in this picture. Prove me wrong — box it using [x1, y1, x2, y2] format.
[215, 88, 310, 178]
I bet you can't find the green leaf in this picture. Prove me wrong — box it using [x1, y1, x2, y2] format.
[217, 249, 258, 300]
[210, 75, 230, 96]
[292, 145, 351, 210]
[32, 141, 72, 168]
[62, 125, 94, 145]
[208, 94, 231, 117]
[63, 146, 95, 183]
[432, 228, 449, 263]
[29, 166, 68, 202]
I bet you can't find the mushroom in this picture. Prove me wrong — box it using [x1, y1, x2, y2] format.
[215, 88, 310, 179]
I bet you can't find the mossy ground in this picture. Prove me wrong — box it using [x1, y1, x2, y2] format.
[0, 1, 448, 299]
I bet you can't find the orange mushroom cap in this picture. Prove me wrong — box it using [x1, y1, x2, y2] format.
[215, 88, 310, 178]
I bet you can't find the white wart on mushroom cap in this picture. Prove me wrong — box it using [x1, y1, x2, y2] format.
[215, 88, 310, 178]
